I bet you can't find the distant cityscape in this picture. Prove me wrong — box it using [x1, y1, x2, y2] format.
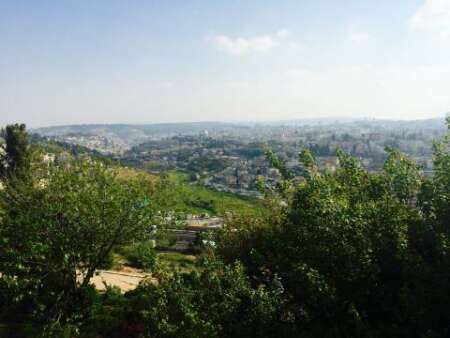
[33, 118, 447, 197]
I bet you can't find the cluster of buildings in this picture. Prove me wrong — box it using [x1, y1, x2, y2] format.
[56, 134, 127, 154]
[37, 119, 446, 196]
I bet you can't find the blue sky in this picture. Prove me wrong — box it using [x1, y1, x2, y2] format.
[1, 0, 450, 127]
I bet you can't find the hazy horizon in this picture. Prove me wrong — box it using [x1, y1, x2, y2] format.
[6, 113, 450, 130]
[2, 0, 450, 127]
[26, 115, 447, 131]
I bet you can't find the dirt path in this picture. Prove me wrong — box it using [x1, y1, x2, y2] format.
[91, 268, 156, 292]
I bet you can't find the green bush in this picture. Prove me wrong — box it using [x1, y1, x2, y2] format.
[97, 251, 117, 270]
[80, 286, 126, 338]
[217, 120, 450, 337]
[80, 259, 289, 338]
[0, 159, 156, 333]
[122, 242, 157, 271]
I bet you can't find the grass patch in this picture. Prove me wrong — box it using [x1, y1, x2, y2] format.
[157, 252, 197, 273]
[160, 170, 263, 216]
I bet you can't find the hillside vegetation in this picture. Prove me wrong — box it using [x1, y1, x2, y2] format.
[162, 171, 262, 216]
[1, 119, 450, 337]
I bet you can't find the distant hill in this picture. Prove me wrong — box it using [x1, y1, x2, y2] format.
[29, 133, 116, 163]
[32, 122, 237, 148]
[32, 118, 447, 151]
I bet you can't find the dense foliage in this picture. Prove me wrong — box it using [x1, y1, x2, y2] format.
[80, 259, 288, 338]
[1, 119, 450, 337]
[0, 123, 32, 179]
[118, 241, 158, 271]
[218, 117, 450, 337]
[0, 159, 156, 336]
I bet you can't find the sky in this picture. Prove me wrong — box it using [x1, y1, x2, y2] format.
[1, 0, 450, 127]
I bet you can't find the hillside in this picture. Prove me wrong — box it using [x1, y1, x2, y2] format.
[32, 122, 237, 148]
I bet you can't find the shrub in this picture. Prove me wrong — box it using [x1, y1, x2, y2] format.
[122, 242, 157, 271]
[80, 259, 289, 338]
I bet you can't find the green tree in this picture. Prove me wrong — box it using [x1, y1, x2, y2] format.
[81, 259, 289, 338]
[0, 123, 31, 179]
[218, 120, 450, 336]
[0, 161, 157, 335]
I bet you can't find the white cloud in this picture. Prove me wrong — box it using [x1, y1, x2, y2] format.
[288, 41, 303, 50]
[210, 34, 278, 55]
[347, 24, 370, 43]
[276, 29, 291, 39]
[410, 0, 450, 38]
[210, 29, 301, 55]
[349, 32, 370, 42]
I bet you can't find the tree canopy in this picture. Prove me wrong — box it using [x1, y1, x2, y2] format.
[0, 123, 31, 179]
[1, 120, 450, 337]
[0, 160, 157, 335]
[218, 118, 450, 337]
